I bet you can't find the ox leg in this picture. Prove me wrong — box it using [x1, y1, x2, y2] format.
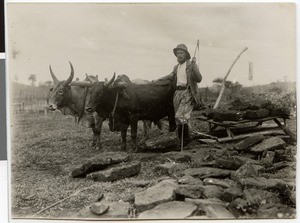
[121, 130, 127, 151]
[94, 116, 104, 150]
[130, 116, 138, 143]
[156, 120, 163, 132]
[130, 116, 138, 152]
[142, 120, 151, 142]
[168, 113, 177, 132]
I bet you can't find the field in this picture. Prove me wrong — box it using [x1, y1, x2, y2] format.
[10, 110, 296, 219]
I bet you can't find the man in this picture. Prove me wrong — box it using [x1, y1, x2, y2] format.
[170, 44, 202, 145]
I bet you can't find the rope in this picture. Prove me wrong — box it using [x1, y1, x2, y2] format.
[77, 87, 89, 124]
[111, 91, 119, 131]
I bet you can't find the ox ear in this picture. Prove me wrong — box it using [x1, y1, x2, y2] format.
[49, 65, 59, 84]
[104, 72, 116, 87]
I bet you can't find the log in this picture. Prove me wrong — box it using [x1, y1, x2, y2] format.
[217, 130, 285, 143]
[273, 118, 296, 143]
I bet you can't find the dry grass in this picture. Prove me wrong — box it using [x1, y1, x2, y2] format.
[10, 110, 296, 219]
[10, 112, 166, 218]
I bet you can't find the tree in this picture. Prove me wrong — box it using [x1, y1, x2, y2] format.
[28, 74, 37, 86]
[44, 81, 53, 87]
[212, 78, 243, 101]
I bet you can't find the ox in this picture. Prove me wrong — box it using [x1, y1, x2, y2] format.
[47, 62, 103, 149]
[84, 73, 176, 150]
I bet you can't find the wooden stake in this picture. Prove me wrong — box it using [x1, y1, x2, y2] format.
[213, 47, 248, 109]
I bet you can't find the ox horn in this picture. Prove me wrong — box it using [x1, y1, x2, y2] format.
[64, 61, 74, 86]
[105, 72, 116, 87]
[85, 73, 97, 84]
[49, 65, 59, 84]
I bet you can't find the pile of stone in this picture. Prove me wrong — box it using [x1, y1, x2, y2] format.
[132, 134, 295, 219]
[202, 99, 291, 121]
[76, 135, 296, 219]
[71, 152, 141, 182]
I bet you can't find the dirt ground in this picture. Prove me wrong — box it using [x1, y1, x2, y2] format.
[10, 111, 296, 219]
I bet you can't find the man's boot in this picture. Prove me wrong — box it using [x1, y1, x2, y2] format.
[183, 124, 192, 145]
[177, 125, 183, 142]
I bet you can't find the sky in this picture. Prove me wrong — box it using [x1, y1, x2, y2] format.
[7, 2, 296, 87]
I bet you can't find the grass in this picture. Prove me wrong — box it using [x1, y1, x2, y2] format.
[10, 110, 296, 219]
[10, 112, 159, 218]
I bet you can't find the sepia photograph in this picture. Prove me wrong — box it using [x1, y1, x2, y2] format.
[7, 2, 297, 220]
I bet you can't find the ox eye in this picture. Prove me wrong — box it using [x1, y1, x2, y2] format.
[58, 89, 64, 95]
[50, 88, 53, 92]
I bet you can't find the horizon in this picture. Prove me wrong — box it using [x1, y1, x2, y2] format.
[7, 3, 296, 87]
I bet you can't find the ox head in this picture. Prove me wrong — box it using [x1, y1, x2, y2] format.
[85, 73, 116, 113]
[48, 62, 74, 111]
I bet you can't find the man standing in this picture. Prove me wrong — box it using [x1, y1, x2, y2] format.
[171, 44, 202, 145]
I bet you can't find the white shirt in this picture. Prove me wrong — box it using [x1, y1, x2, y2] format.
[176, 62, 187, 86]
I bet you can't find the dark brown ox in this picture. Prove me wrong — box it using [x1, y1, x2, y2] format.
[84, 74, 176, 150]
[47, 62, 103, 149]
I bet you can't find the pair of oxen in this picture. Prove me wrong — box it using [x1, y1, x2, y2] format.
[48, 62, 176, 150]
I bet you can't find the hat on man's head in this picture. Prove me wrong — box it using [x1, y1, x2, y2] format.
[173, 44, 191, 60]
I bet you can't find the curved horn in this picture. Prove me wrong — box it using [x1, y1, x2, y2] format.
[105, 72, 116, 86]
[49, 65, 59, 84]
[85, 73, 97, 84]
[85, 73, 93, 84]
[64, 61, 74, 86]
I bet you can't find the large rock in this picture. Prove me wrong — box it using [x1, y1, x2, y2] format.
[178, 175, 203, 185]
[202, 185, 224, 199]
[256, 203, 296, 219]
[231, 163, 259, 181]
[238, 177, 294, 192]
[77, 201, 130, 219]
[154, 163, 187, 176]
[72, 152, 130, 177]
[234, 133, 264, 151]
[144, 131, 179, 150]
[90, 203, 109, 215]
[87, 161, 141, 182]
[250, 137, 286, 153]
[243, 188, 280, 206]
[162, 151, 192, 163]
[183, 167, 233, 179]
[203, 178, 235, 188]
[261, 151, 275, 167]
[210, 109, 243, 121]
[244, 109, 269, 119]
[213, 158, 242, 170]
[174, 185, 204, 199]
[231, 156, 259, 166]
[228, 198, 250, 217]
[185, 198, 228, 207]
[138, 201, 197, 219]
[220, 186, 243, 202]
[202, 204, 235, 219]
[134, 179, 177, 212]
[269, 107, 290, 116]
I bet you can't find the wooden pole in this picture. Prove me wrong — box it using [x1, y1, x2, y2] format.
[213, 47, 248, 109]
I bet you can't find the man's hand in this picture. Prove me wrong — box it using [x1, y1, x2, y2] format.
[192, 57, 197, 63]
